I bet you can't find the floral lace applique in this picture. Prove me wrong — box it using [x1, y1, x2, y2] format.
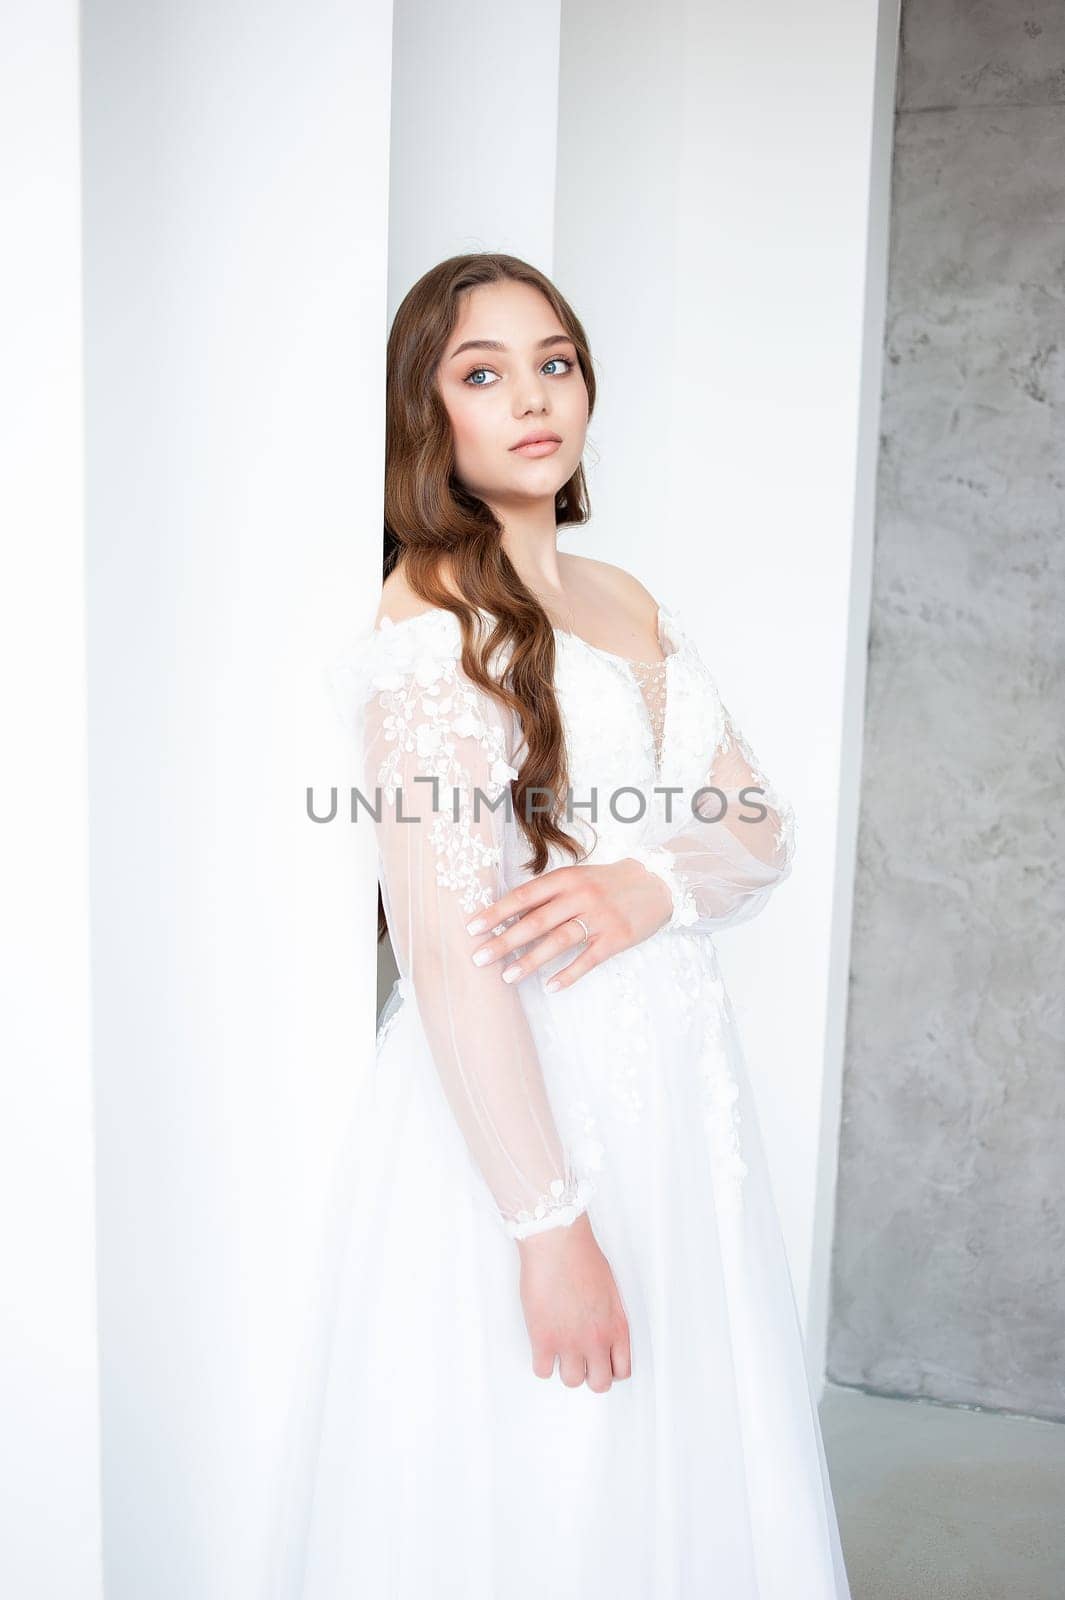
[625, 844, 700, 931]
[699, 994, 748, 1211]
[670, 936, 749, 1212]
[623, 606, 798, 933]
[607, 945, 656, 1123]
[565, 1097, 607, 1177]
[697, 1024, 749, 1214]
[506, 1173, 597, 1240]
[630, 658, 670, 775]
[372, 632, 519, 925]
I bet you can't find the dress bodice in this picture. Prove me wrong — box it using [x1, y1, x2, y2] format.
[333, 598, 743, 885]
[328, 593, 796, 1238]
[515, 604, 728, 874]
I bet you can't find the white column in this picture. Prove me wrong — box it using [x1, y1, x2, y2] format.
[80, 4, 392, 1594]
[555, 0, 898, 1383]
[0, 4, 104, 1597]
[387, 0, 563, 311]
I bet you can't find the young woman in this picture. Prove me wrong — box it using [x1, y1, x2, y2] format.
[269, 253, 851, 1598]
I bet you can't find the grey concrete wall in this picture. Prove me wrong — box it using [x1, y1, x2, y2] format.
[827, 1, 1065, 1421]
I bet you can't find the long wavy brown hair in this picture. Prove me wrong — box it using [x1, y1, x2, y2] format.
[376, 252, 597, 942]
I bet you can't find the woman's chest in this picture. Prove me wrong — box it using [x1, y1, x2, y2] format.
[553, 642, 724, 797]
[502, 642, 726, 874]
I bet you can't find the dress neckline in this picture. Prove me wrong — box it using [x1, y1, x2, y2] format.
[372, 600, 676, 669]
[555, 602, 673, 667]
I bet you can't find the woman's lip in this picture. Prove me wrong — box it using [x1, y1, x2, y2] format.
[511, 438, 562, 456]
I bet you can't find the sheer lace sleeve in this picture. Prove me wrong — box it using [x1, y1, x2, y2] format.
[357, 614, 592, 1240]
[627, 671, 797, 935]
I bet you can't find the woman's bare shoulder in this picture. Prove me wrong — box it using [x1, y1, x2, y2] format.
[557, 552, 659, 623]
[375, 558, 464, 628]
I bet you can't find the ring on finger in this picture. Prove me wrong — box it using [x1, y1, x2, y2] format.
[571, 915, 591, 944]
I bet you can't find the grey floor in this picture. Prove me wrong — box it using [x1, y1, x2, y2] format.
[820, 1384, 1065, 1600]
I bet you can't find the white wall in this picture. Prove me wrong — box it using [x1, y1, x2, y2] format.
[387, 0, 563, 317]
[554, 0, 898, 1381]
[80, 3, 392, 1594]
[0, 4, 104, 1596]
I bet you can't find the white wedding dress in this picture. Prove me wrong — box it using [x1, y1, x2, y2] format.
[264, 597, 851, 1599]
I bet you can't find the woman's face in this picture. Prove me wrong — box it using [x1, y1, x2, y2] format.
[435, 279, 589, 512]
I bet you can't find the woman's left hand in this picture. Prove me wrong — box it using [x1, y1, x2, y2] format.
[464, 858, 673, 993]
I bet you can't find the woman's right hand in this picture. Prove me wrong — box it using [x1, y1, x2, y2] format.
[516, 1212, 631, 1392]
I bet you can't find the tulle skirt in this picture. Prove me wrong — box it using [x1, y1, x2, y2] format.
[263, 929, 851, 1599]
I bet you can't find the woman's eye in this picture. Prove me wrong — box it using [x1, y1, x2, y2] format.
[463, 356, 575, 387]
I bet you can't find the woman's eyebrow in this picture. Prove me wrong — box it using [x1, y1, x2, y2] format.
[448, 333, 575, 360]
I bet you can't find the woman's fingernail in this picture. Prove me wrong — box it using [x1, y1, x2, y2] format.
[545, 980, 561, 994]
[472, 948, 494, 966]
[502, 965, 523, 984]
[466, 918, 486, 935]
